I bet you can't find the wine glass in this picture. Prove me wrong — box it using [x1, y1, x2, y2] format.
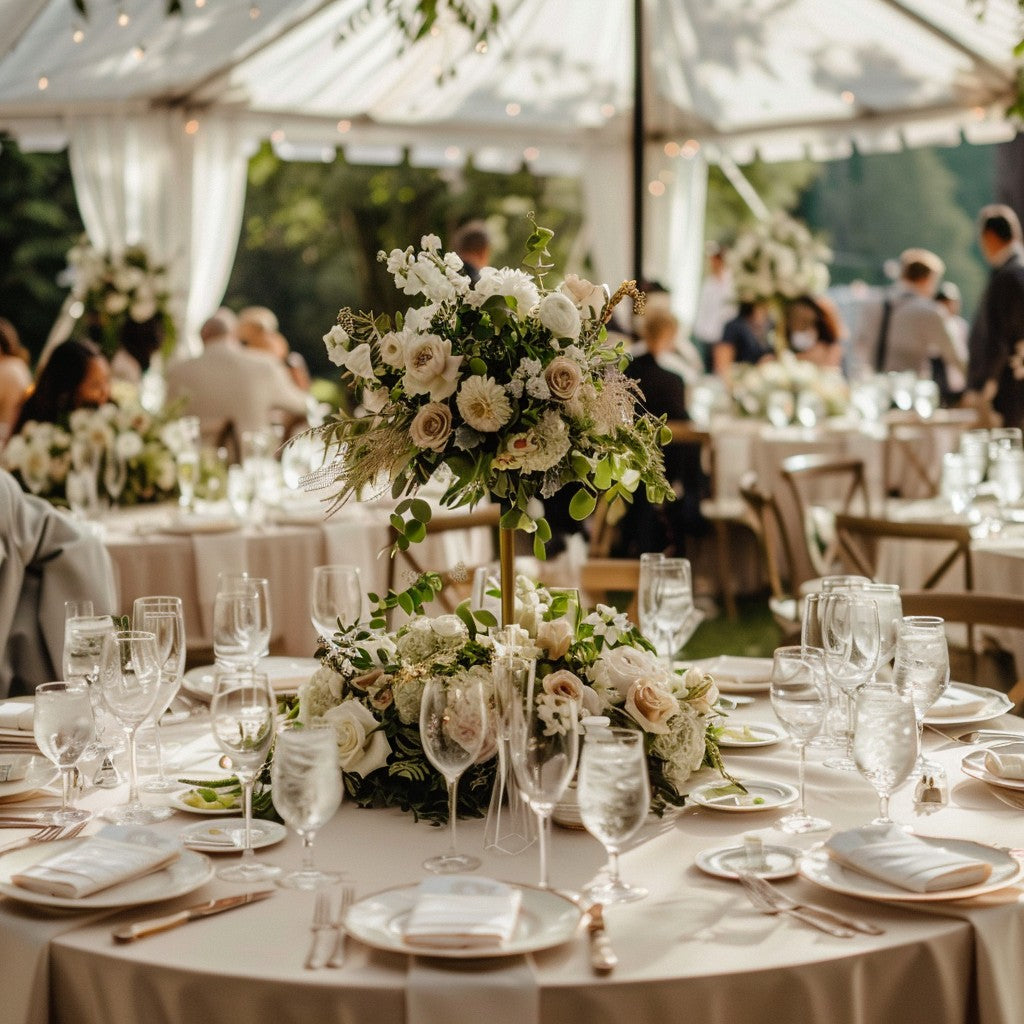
[638, 556, 699, 664]
[577, 728, 649, 904]
[892, 616, 950, 777]
[132, 596, 185, 793]
[419, 675, 488, 873]
[214, 574, 271, 668]
[310, 564, 362, 641]
[103, 448, 127, 507]
[33, 682, 95, 825]
[98, 630, 169, 825]
[853, 684, 918, 824]
[210, 671, 281, 882]
[859, 582, 902, 680]
[508, 672, 579, 889]
[63, 612, 121, 772]
[271, 722, 343, 889]
[176, 447, 200, 513]
[227, 464, 254, 519]
[769, 645, 831, 834]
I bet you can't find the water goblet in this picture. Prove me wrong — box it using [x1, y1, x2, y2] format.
[892, 616, 949, 777]
[33, 682, 95, 825]
[63, 612, 122, 770]
[800, 592, 841, 750]
[214, 574, 271, 668]
[271, 722, 343, 889]
[960, 428, 990, 487]
[578, 728, 649, 904]
[769, 645, 831, 833]
[310, 564, 362, 641]
[419, 675, 488, 873]
[227, 464, 254, 519]
[941, 452, 975, 515]
[853, 684, 918, 825]
[210, 671, 281, 882]
[176, 447, 200, 513]
[98, 630, 168, 825]
[638, 557, 699, 664]
[509, 673, 579, 888]
[103, 448, 127, 507]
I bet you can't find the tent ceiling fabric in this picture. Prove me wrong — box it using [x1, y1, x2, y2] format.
[0, 0, 1019, 163]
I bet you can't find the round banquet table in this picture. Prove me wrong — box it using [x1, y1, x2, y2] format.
[5, 695, 1024, 1024]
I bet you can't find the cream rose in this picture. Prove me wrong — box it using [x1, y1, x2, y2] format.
[591, 645, 662, 700]
[404, 334, 462, 401]
[537, 292, 581, 340]
[409, 402, 452, 451]
[625, 681, 677, 734]
[559, 274, 607, 318]
[544, 356, 583, 401]
[378, 331, 406, 368]
[321, 699, 392, 776]
[542, 668, 584, 702]
[536, 619, 573, 660]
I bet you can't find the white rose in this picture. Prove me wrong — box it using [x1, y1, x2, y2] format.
[321, 699, 392, 776]
[591, 645, 662, 700]
[559, 274, 607, 318]
[624, 681, 677, 734]
[323, 324, 351, 366]
[409, 402, 452, 451]
[537, 292, 581, 340]
[378, 331, 406, 367]
[404, 334, 463, 401]
[536, 619, 573, 660]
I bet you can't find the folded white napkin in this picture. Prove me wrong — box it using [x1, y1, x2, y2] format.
[0, 703, 33, 731]
[700, 656, 773, 685]
[12, 825, 180, 899]
[927, 687, 990, 719]
[403, 876, 523, 949]
[0, 754, 30, 783]
[985, 749, 1024, 780]
[826, 825, 993, 893]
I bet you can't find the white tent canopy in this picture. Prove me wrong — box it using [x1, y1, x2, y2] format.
[0, 0, 1019, 350]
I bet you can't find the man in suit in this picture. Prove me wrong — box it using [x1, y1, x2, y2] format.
[452, 220, 490, 286]
[965, 205, 1024, 428]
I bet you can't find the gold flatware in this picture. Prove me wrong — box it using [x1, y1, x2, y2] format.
[585, 903, 617, 975]
[112, 890, 274, 942]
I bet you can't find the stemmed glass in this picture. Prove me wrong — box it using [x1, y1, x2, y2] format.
[892, 616, 950, 777]
[769, 645, 831, 834]
[419, 675, 488, 873]
[33, 682, 95, 825]
[638, 556, 700, 664]
[103, 448, 127, 507]
[310, 564, 362, 641]
[210, 671, 281, 882]
[271, 722, 343, 889]
[176, 447, 200, 513]
[509, 672, 579, 889]
[98, 630, 168, 825]
[853, 684, 918, 824]
[213, 574, 271, 669]
[132, 596, 185, 793]
[577, 728, 649, 904]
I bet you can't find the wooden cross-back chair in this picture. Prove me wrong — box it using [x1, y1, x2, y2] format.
[882, 409, 979, 499]
[579, 558, 641, 624]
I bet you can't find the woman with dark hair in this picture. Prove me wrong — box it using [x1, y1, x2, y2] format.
[12, 338, 110, 435]
[0, 318, 33, 440]
[713, 299, 774, 382]
[111, 316, 164, 384]
[786, 294, 844, 368]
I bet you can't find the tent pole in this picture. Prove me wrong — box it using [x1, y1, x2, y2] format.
[632, 0, 644, 287]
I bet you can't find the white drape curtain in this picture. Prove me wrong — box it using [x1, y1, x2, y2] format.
[579, 141, 632, 301]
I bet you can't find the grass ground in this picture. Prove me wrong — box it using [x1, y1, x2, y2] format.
[680, 593, 783, 661]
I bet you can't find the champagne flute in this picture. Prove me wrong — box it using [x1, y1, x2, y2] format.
[509, 672, 579, 889]
[853, 684, 918, 824]
[892, 616, 950, 777]
[310, 564, 362, 641]
[98, 630, 168, 825]
[210, 671, 281, 882]
[33, 682, 95, 825]
[132, 596, 185, 792]
[419, 675, 488, 873]
[271, 722, 343, 889]
[769, 645, 830, 834]
[578, 728, 649, 904]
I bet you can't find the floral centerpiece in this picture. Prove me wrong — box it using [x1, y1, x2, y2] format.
[3, 400, 187, 506]
[298, 574, 729, 823]
[732, 350, 849, 425]
[65, 238, 176, 359]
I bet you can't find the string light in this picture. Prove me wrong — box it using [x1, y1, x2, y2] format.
[184, 119, 200, 134]
[117, 11, 131, 27]
[271, 129, 286, 143]
[37, 75, 49, 90]
[336, 119, 352, 133]
[841, 90, 856, 105]
[474, 41, 487, 53]
[131, 44, 146, 61]
[444, 145, 462, 161]
[663, 140, 681, 157]
[249, 5, 261, 19]
[600, 103, 616, 118]
[72, 27, 85, 43]
[680, 139, 701, 158]
[195, 0, 206, 6]
[523, 146, 539, 161]
[648, 180, 666, 196]
[505, 102, 520, 117]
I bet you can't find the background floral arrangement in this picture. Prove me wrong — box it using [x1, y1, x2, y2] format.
[307, 220, 672, 557]
[731, 350, 849, 425]
[3, 400, 185, 506]
[66, 238, 176, 359]
[297, 574, 728, 824]
[728, 211, 832, 304]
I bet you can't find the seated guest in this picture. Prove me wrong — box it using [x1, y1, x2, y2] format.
[238, 305, 310, 391]
[0, 468, 116, 697]
[110, 315, 164, 385]
[165, 310, 311, 445]
[714, 300, 774, 382]
[12, 338, 110, 435]
[786, 294, 844, 369]
[0, 318, 33, 442]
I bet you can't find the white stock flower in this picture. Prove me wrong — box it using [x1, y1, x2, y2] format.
[537, 292, 581, 340]
[321, 699, 392, 776]
[420, 234, 442, 251]
[467, 267, 540, 314]
[404, 335, 463, 401]
[403, 304, 438, 335]
[323, 324, 351, 366]
[456, 376, 513, 432]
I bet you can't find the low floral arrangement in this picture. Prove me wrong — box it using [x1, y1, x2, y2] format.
[728, 211, 832, 305]
[307, 220, 672, 556]
[297, 574, 729, 824]
[65, 238, 176, 359]
[3, 400, 188, 506]
[732, 350, 849, 425]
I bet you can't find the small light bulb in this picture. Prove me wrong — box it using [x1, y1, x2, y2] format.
[117, 11, 130, 27]
[249, 5, 261, 19]
[38, 75, 49, 90]
[72, 27, 85, 43]
[184, 119, 200, 135]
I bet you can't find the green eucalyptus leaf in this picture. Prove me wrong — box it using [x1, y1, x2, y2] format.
[568, 488, 597, 521]
[409, 499, 432, 524]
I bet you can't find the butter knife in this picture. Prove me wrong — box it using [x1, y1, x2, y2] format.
[586, 903, 617, 975]
[112, 890, 274, 942]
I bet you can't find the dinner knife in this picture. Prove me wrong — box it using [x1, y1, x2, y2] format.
[112, 890, 274, 943]
[586, 903, 617, 975]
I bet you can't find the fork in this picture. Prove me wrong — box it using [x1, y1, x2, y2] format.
[326, 886, 354, 968]
[304, 892, 336, 969]
[737, 873, 856, 937]
[739, 871, 883, 935]
[0, 821, 87, 856]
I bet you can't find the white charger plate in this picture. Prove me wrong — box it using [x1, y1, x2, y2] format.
[690, 656, 773, 694]
[0, 839, 213, 910]
[924, 682, 1012, 727]
[181, 657, 318, 703]
[961, 742, 1024, 792]
[179, 820, 286, 853]
[345, 882, 581, 959]
[689, 779, 798, 813]
[695, 843, 801, 880]
[0, 755, 58, 802]
[716, 722, 787, 748]
[801, 836, 1024, 903]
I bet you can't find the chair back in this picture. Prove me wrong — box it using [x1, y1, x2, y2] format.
[579, 559, 640, 623]
[882, 410, 978, 498]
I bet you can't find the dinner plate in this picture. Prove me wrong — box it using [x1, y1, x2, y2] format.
[716, 721, 787, 748]
[181, 657, 317, 702]
[961, 742, 1024, 792]
[689, 656, 773, 694]
[169, 773, 243, 815]
[695, 843, 801, 881]
[923, 682, 1013, 726]
[0, 839, 214, 910]
[0, 755, 58, 802]
[158, 516, 240, 536]
[801, 836, 1024, 903]
[689, 779, 798, 813]
[344, 882, 582, 959]
[179, 820, 286, 852]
